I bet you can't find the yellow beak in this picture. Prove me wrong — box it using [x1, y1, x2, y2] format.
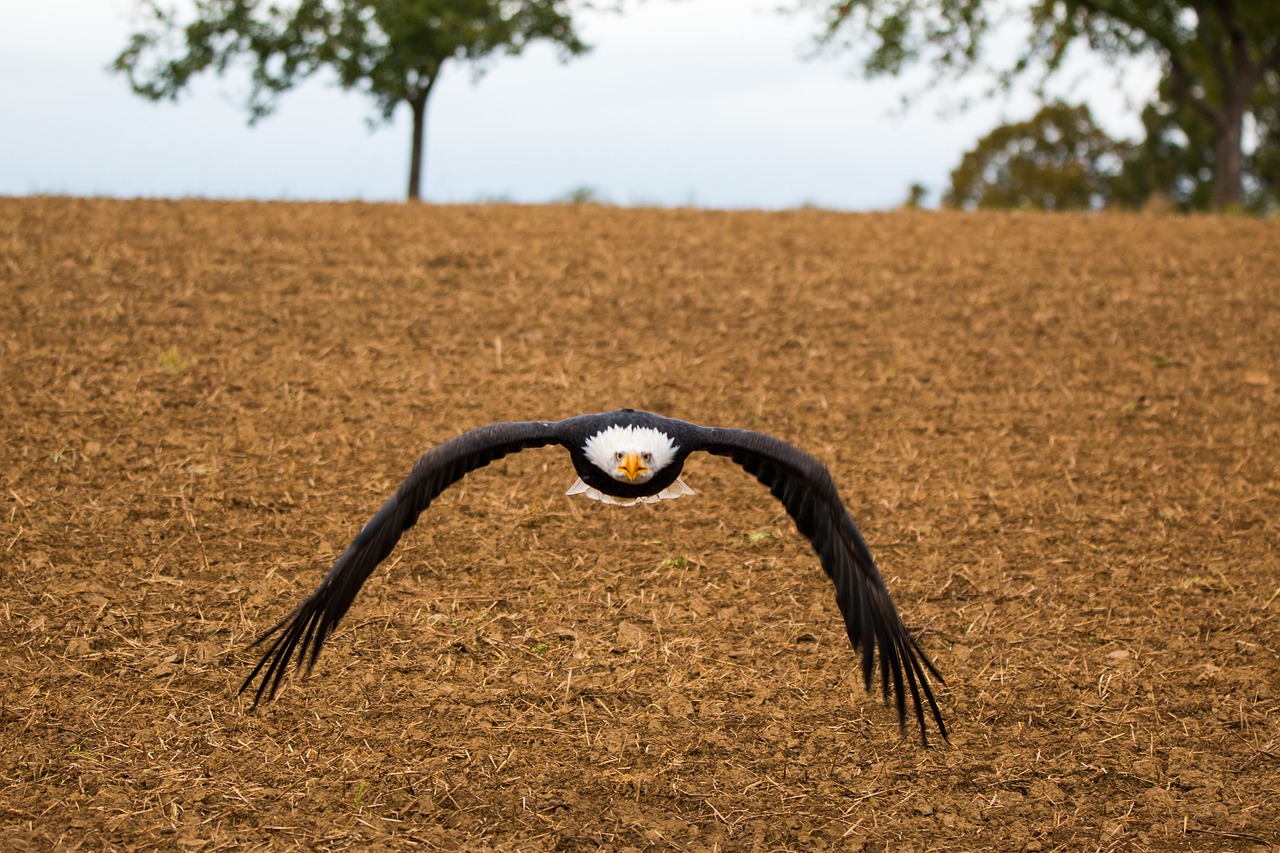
[616, 452, 649, 482]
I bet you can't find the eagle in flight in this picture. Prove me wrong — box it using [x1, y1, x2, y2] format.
[241, 409, 947, 743]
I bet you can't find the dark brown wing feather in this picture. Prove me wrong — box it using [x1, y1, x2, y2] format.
[697, 426, 947, 744]
[240, 420, 565, 706]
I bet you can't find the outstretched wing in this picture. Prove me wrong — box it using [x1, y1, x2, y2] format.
[241, 420, 566, 706]
[697, 427, 947, 744]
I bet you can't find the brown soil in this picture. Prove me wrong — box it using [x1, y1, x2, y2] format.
[2, 197, 1278, 851]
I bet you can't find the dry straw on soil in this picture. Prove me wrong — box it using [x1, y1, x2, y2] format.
[2, 197, 1278, 850]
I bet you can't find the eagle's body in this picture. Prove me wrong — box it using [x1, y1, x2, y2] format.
[242, 409, 947, 743]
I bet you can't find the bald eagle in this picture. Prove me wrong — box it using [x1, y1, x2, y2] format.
[241, 409, 947, 743]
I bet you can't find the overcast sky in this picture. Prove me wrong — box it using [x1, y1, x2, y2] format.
[2, 0, 1160, 210]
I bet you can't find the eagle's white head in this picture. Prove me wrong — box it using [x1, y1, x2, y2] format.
[567, 425, 694, 506]
[583, 425, 678, 484]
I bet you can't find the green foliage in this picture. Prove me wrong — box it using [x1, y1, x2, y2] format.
[802, 0, 992, 80]
[116, 0, 588, 118]
[802, 0, 1280, 209]
[944, 103, 1128, 210]
[557, 184, 606, 204]
[114, 0, 589, 199]
[946, 85, 1280, 213]
[901, 181, 929, 208]
[1115, 67, 1280, 214]
[1253, 90, 1280, 214]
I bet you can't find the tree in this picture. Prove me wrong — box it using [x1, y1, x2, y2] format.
[802, 0, 1280, 210]
[1116, 65, 1280, 213]
[1251, 84, 1280, 214]
[901, 181, 929, 208]
[1113, 73, 1221, 210]
[944, 103, 1128, 210]
[944, 92, 1280, 214]
[114, 0, 589, 201]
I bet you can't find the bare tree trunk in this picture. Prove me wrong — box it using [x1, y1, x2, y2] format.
[407, 91, 428, 202]
[406, 78, 436, 202]
[1213, 98, 1246, 209]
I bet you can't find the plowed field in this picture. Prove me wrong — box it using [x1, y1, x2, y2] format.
[2, 197, 1278, 851]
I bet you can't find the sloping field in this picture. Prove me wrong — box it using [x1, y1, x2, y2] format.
[2, 197, 1278, 850]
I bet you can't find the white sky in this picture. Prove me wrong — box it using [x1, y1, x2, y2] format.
[1, 0, 1161, 209]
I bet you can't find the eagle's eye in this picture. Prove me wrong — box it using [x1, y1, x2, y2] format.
[614, 451, 624, 461]
[641, 452, 652, 462]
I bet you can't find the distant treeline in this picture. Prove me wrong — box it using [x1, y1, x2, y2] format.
[115, 1, 1278, 212]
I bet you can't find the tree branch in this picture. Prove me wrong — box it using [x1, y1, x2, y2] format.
[1168, 53, 1227, 129]
[1067, 0, 1182, 59]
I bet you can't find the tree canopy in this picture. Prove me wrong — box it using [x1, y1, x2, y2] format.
[115, 0, 590, 200]
[803, 0, 1280, 209]
[944, 103, 1128, 210]
[1116, 62, 1280, 213]
[945, 90, 1280, 213]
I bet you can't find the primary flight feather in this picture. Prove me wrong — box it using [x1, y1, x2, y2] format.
[241, 409, 947, 743]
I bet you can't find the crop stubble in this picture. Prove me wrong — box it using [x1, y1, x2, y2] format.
[1, 197, 1278, 850]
